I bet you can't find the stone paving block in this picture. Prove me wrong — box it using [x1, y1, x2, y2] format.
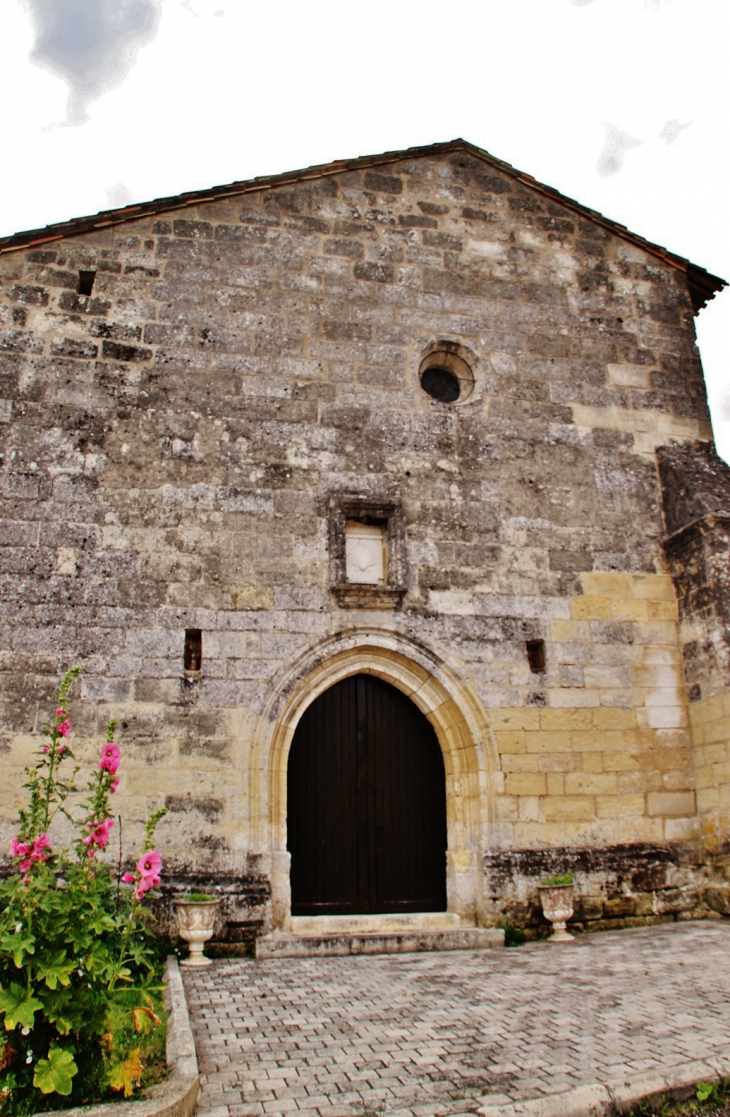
[185, 923, 730, 1117]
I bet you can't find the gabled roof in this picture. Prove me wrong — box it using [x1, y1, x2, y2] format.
[0, 138, 724, 314]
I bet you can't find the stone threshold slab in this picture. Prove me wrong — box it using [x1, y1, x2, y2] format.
[33, 956, 199, 1117]
[290, 911, 463, 934]
[256, 926, 504, 957]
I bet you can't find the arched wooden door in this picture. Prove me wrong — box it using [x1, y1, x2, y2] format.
[287, 674, 447, 915]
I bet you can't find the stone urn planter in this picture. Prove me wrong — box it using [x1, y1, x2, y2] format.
[174, 894, 220, 966]
[538, 874, 575, 942]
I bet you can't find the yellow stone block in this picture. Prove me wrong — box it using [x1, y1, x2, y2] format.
[692, 764, 716, 791]
[596, 794, 646, 818]
[540, 709, 594, 731]
[610, 599, 648, 621]
[582, 572, 633, 598]
[592, 708, 637, 730]
[602, 752, 643, 772]
[571, 596, 612, 620]
[490, 709, 542, 731]
[546, 772, 565, 795]
[550, 619, 591, 642]
[524, 731, 572, 754]
[703, 743, 730, 765]
[696, 785, 720, 808]
[501, 754, 541, 773]
[647, 790, 696, 817]
[705, 718, 730, 746]
[565, 772, 618, 795]
[570, 730, 619, 751]
[550, 689, 601, 709]
[647, 600, 678, 621]
[713, 761, 730, 785]
[537, 753, 580, 772]
[630, 574, 676, 602]
[504, 772, 547, 796]
[543, 796, 596, 821]
[495, 731, 527, 754]
[581, 753, 604, 773]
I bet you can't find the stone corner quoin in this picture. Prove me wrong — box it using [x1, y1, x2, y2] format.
[1, 140, 729, 941]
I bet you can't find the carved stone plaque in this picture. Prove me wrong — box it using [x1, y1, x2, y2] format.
[345, 521, 385, 585]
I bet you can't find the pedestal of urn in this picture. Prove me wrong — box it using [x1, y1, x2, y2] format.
[174, 899, 219, 966]
[538, 884, 575, 942]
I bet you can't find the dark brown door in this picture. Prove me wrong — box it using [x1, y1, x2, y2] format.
[287, 674, 447, 915]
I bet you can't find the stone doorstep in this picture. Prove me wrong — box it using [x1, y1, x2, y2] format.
[476, 1052, 730, 1117]
[291, 912, 464, 935]
[35, 956, 199, 1117]
[255, 926, 505, 958]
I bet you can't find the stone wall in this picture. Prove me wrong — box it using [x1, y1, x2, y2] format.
[0, 147, 723, 934]
[658, 442, 730, 860]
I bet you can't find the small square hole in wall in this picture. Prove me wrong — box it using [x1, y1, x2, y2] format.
[78, 270, 96, 296]
[184, 629, 202, 674]
[345, 521, 386, 585]
[526, 639, 546, 674]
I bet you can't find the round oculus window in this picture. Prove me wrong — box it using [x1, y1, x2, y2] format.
[420, 366, 461, 403]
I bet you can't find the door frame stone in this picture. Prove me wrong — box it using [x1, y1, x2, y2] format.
[250, 627, 498, 931]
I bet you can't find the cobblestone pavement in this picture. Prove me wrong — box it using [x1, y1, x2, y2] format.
[183, 921, 730, 1117]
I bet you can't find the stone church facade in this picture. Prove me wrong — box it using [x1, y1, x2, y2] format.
[1, 139, 728, 944]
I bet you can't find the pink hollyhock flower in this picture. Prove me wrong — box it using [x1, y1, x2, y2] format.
[95, 820, 114, 847]
[30, 835, 51, 861]
[58, 745, 66, 755]
[57, 720, 71, 738]
[99, 742, 120, 775]
[84, 819, 114, 849]
[56, 708, 64, 716]
[109, 777, 119, 794]
[137, 849, 162, 879]
[134, 870, 162, 901]
[42, 746, 49, 754]
[19, 859, 32, 873]
[10, 839, 30, 858]
[122, 872, 136, 883]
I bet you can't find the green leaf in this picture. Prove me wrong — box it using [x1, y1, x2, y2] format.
[39, 950, 73, 991]
[42, 989, 77, 1035]
[0, 984, 43, 1031]
[0, 929, 36, 970]
[108, 1048, 143, 1097]
[33, 1045, 78, 1095]
[12, 932, 36, 970]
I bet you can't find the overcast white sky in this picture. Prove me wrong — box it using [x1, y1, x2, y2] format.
[1, 0, 728, 460]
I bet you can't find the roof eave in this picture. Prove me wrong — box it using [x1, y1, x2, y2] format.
[0, 138, 725, 314]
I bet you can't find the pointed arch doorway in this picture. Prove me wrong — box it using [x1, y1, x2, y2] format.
[287, 673, 447, 915]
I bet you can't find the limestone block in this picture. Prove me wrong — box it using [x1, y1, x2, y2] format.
[647, 790, 696, 818]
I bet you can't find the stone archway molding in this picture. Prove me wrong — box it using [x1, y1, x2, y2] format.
[250, 626, 499, 931]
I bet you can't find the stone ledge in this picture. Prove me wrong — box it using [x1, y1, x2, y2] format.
[33, 956, 199, 1117]
[331, 585, 407, 610]
[476, 1051, 730, 1116]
